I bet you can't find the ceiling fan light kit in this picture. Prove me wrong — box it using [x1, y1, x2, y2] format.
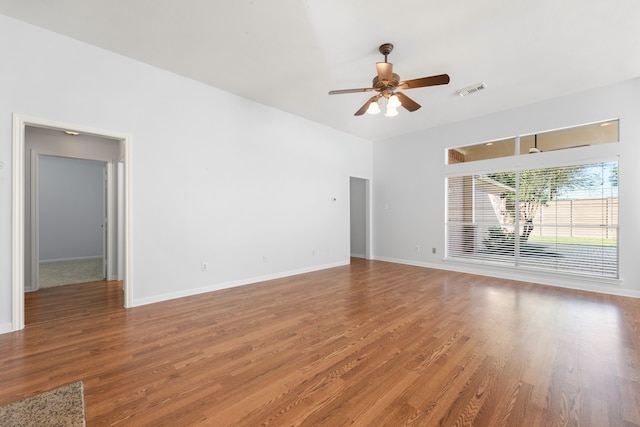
[385, 106, 399, 117]
[329, 43, 450, 117]
[529, 134, 541, 153]
[366, 98, 381, 115]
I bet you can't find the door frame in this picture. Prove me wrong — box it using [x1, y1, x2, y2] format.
[11, 114, 133, 331]
[28, 153, 113, 291]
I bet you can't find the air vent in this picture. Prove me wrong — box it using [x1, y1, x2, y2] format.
[456, 82, 487, 97]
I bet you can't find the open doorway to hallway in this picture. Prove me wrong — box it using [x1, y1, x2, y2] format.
[11, 114, 133, 331]
[25, 126, 121, 294]
[350, 177, 371, 260]
[37, 155, 107, 289]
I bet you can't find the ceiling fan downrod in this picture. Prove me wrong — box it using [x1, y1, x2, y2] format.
[379, 43, 393, 63]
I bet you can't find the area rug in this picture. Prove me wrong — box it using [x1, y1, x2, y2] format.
[0, 382, 86, 427]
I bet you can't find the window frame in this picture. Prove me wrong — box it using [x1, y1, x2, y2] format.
[444, 133, 620, 281]
[447, 120, 619, 164]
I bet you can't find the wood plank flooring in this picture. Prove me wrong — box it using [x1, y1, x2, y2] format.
[1, 259, 639, 426]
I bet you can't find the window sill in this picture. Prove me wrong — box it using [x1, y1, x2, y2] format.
[443, 256, 622, 288]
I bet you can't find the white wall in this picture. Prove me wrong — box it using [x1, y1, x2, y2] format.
[373, 77, 640, 297]
[39, 155, 104, 261]
[0, 15, 372, 332]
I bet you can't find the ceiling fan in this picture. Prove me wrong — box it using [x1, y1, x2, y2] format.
[328, 43, 450, 117]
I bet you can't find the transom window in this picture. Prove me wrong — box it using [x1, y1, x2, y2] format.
[447, 120, 619, 164]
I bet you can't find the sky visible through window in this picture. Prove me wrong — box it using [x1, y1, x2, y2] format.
[556, 161, 618, 199]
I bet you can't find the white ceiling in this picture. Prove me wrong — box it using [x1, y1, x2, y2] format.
[1, 0, 639, 141]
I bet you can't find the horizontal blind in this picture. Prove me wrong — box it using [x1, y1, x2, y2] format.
[446, 161, 618, 278]
[447, 175, 515, 266]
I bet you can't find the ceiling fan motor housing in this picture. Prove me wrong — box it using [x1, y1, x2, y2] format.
[372, 74, 401, 95]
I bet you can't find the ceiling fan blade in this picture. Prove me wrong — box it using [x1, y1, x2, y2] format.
[354, 95, 381, 116]
[329, 87, 375, 95]
[395, 92, 421, 112]
[376, 62, 393, 83]
[398, 74, 450, 90]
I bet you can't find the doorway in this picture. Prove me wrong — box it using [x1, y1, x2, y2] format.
[36, 155, 107, 289]
[11, 114, 133, 331]
[349, 177, 371, 260]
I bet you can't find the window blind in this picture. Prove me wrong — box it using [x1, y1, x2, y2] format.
[446, 161, 618, 278]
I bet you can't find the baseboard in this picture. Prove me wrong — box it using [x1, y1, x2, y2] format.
[40, 256, 102, 264]
[131, 260, 350, 308]
[350, 253, 366, 259]
[373, 256, 640, 299]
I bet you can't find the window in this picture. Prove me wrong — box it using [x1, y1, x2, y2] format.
[447, 120, 619, 164]
[448, 137, 516, 164]
[446, 161, 618, 278]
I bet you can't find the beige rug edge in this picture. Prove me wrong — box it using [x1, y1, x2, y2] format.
[0, 381, 86, 427]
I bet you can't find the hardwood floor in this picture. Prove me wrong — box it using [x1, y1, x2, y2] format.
[1, 259, 639, 426]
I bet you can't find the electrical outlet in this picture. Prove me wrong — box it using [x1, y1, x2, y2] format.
[201, 262, 208, 271]
[432, 248, 436, 254]
[263, 256, 268, 263]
